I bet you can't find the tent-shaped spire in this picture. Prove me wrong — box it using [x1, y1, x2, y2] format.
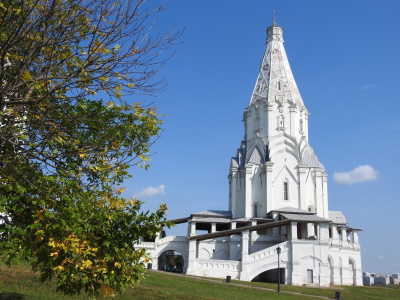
[250, 24, 304, 107]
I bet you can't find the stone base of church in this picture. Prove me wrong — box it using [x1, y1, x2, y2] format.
[138, 232, 363, 287]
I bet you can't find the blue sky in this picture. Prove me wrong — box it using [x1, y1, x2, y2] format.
[125, 1, 400, 275]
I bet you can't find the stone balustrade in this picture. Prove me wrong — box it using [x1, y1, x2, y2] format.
[196, 259, 240, 271]
[249, 241, 288, 261]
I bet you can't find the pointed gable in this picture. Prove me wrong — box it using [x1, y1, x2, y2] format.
[248, 147, 263, 164]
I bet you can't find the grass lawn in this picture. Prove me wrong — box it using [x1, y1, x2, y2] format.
[1, 262, 400, 299]
[231, 279, 400, 300]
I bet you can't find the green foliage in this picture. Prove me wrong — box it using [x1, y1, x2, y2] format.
[0, 0, 179, 297]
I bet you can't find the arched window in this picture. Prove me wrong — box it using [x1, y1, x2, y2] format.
[283, 181, 289, 200]
[278, 115, 284, 129]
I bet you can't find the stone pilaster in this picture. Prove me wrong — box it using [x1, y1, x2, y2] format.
[272, 212, 280, 237]
[298, 165, 307, 210]
[289, 105, 297, 137]
[330, 224, 339, 244]
[231, 222, 236, 230]
[319, 223, 329, 242]
[250, 220, 258, 239]
[265, 162, 274, 211]
[266, 102, 274, 136]
[340, 227, 348, 246]
[189, 221, 196, 236]
[322, 174, 329, 218]
[245, 164, 253, 218]
[315, 169, 323, 217]
[211, 223, 216, 233]
[230, 171, 237, 217]
[290, 221, 298, 240]
[352, 229, 360, 244]
[239, 230, 250, 280]
[290, 241, 302, 285]
[304, 112, 309, 142]
[186, 239, 198, 275]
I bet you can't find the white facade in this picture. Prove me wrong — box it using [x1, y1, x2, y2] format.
[229, 24, 327, 220]
[137, 22, 363, 287]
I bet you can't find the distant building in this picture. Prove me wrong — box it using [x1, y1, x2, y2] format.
[363, 272, 375, 285]
[375, 276, 390, 285]
[138, 21, 363, 287]
[362, 272, 400, 286]
[390, 276, 400, 285]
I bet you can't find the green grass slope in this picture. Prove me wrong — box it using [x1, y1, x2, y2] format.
[1, 262, 399, 299]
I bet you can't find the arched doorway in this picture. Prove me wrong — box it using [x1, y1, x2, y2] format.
[251, 268, 285, 284]
[158, 250, 184, 273]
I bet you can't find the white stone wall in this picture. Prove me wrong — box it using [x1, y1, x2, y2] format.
[290, 239, 330, 286]
[230, 136, 328, 219]
[138, 231, 362, 287]
[327, 244, 362, 286]
[197, 238, 231, 260]
[195, 259, 241, 279]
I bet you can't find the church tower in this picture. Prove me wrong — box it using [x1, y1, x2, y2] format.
[229, 23, 328, 219]
[142, 20, 363, 287]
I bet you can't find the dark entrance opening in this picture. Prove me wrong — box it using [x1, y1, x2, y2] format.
[158, 250, 184, 273]
[252, 268, 285, 284]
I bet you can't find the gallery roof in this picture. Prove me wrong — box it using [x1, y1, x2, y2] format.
[270, 206, 314, 214]
[280, 213, 331, 223]
[191, 210, 232, 218]
[329, 211, 347, 225]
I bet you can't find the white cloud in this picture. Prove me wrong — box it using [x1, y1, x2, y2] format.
[333, 165, 379, 185]
[379, 255, 384, 260]
[134, 185, 165, 199]
[358, 84, 376, 90]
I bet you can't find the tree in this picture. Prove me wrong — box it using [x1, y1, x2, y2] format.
[0, 0, 179, 297]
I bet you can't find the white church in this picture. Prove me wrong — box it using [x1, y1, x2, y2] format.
[138, 22, 363, 287]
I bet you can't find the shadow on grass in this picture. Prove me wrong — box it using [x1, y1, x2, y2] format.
[0, 293, 25, 300]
